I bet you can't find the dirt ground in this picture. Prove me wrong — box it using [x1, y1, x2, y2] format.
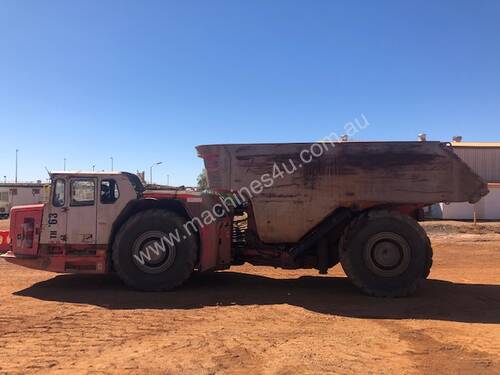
[0, 220, 500, 374]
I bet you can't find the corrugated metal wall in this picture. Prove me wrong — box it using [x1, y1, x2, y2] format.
[453, 147, 500, 182]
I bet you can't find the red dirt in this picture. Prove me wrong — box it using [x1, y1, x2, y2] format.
[0, 227, 500, 374]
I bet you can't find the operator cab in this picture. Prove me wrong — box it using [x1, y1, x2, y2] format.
[39, 171, 141, 253]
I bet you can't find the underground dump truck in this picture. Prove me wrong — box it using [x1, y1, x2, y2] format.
[0, 141, 488, 297]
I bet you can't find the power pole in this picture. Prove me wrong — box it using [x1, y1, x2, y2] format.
[15, 149, 18, 183]
[149, 161, 162, 184]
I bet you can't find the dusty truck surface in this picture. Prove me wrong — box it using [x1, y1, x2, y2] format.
[196, 141, 488, 297]
[0, 142, 488, 297]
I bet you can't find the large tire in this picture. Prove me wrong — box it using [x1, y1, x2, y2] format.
[339, 210, 433, 297]
[112, 209, 197, 291]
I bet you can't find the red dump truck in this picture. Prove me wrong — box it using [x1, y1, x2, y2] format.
[0, 141, 488, 296]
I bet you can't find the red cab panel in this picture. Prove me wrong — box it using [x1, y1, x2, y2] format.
[10, 204, 44, 257]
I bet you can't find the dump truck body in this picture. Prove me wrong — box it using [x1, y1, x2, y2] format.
[197, 141, 487, 243]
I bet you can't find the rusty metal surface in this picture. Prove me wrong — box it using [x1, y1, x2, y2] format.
[197, 142, 488, 243]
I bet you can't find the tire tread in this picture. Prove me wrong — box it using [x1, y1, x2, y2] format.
[339, 209, 433, 297]
[112, 209, 197, 291]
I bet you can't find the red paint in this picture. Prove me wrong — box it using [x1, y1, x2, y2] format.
[9, 203, 44, 212]
[390, 204, 426, 218]
[0, 230, 10, 253]
[10, 204, 44, 256]
[197, 215, 232, 271]
[144, 192, 201, 200]
[2, 250, 107, 273]
[198, 224, 218, 271]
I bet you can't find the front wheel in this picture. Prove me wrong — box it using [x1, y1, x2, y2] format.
[112, 209, 198, 291]
[339, 210, 432, 297]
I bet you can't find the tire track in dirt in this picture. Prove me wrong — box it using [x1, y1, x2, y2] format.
[380, 321, 500, 374]
[1, 232, 500, 374]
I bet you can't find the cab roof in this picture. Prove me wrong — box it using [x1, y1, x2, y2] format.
[49, 171, 145, 192]
[50, 171, 124, 176]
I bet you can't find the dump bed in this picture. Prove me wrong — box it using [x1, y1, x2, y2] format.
[197, 142, 488, 243]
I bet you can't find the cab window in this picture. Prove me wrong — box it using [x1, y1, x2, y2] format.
[100, 179, 120, 204]
[53, 179, 66, 207]
[70, 179, 95, 206]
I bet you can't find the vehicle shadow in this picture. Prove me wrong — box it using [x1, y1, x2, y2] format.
[14, 271, 500, 324]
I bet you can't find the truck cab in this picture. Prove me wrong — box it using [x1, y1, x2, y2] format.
[40, 172, 139, 253]
[0, 172, 142, 272]
[0, 171, 231, 284]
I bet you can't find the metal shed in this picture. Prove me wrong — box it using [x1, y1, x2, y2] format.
[440, 142, 500, 220]
[451, 142, 500, 183]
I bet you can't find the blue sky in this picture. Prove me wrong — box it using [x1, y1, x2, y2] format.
[1, 1, 499, 185]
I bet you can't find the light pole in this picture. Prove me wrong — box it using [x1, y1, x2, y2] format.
[92, 164, 95, 172]
[3, 176, 6, 183]
[63, 158, 66, 171]
[150, 161, 162, 184]
[15, 149, 18, 183]
[110, 157, 114, 171]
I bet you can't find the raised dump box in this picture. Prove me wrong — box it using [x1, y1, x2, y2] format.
[197, 141, 488, 243]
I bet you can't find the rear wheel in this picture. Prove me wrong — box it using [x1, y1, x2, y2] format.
[112, 209, 197, 291]
[339, 210, 432, 297]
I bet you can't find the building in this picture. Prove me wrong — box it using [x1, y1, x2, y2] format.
[452, 142, 500, 182]
[0, 182, 49, 219]
[441, 142, 500, 220]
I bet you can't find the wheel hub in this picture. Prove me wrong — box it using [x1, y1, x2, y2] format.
[132, 230, 176, 274]
[364, 232, 411, 277]
[372, 240, 401, 268]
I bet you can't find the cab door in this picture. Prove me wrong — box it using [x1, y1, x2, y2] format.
[66, 178, 97, 245]
[45, 177, 68, 246]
